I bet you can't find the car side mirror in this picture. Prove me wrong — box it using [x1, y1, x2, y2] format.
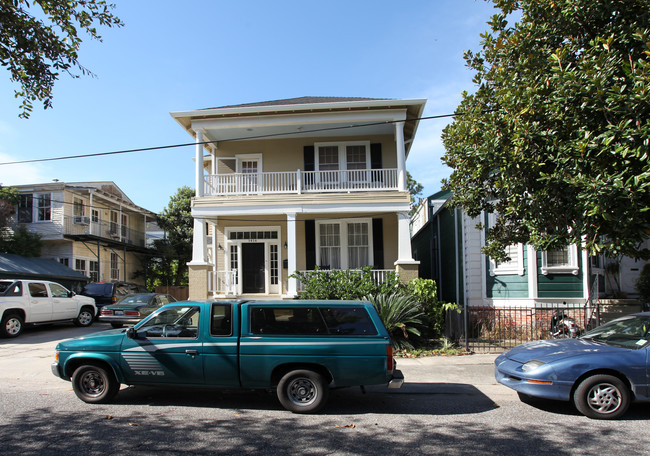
[68, 291, 75, 297]
[126, 327, 137, 339]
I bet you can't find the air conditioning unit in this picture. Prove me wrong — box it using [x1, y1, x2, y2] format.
[73, 216, 90, 225]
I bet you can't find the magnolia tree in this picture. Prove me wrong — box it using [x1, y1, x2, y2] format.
[442, 0, 650, 261]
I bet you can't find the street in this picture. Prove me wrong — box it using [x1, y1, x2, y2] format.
[1, 324, 649, 455]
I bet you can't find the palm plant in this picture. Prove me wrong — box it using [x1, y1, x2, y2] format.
[366, 292, 424, 349]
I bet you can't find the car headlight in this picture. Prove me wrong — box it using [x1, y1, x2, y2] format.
[521, 360, 546, 372]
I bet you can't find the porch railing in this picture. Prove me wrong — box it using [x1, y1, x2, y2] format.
[208, 269, 238, 295]
[295, 269, 395, 292]
[62, 215, 146, 247]
[203, 169, 398, 196]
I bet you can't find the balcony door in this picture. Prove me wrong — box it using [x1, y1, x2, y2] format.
[237, 155, 261, 194]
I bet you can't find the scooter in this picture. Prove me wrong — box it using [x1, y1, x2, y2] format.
[550, 311, 581, 338]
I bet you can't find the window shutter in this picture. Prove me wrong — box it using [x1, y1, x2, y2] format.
[305, 219, 316, 270]
[372, 218, 384, 269]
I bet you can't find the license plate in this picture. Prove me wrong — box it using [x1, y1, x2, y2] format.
[114, 310, 124, 316]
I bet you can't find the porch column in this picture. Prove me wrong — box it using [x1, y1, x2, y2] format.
[394, 211, 419, 283]
[286, 212, 298, 297]
[188, 217, 210, 300]
[395, 121, 407, 192]
[195, 130, 204, 197]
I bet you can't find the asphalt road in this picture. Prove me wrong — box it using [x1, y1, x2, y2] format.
[1, 323, 649, 455]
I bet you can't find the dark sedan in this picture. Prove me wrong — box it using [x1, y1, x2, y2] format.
[495, 312, 650, 419]
[98, 293, 177, 328]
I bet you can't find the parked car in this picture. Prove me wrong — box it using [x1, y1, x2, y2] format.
[99, 293, 177, 328]
[0, 279, 97, 338]
[52, 299, 403, 413]
[80, 282, 149, 311]
[495, 312, 650, 419]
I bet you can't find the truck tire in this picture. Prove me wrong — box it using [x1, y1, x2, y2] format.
[71, 364, 119, 404]
[73, 307, 95, 327]
[277, 369, 329, 413]
[1, 313, 24, 338]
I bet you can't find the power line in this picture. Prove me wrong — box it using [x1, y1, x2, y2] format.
[0, 112, 460, 166]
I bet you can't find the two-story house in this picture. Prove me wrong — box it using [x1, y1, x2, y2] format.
[171, 97, 426, 299]
[13, 181, 155, 285]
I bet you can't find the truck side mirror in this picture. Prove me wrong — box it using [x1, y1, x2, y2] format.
[126, 327, 137, 339]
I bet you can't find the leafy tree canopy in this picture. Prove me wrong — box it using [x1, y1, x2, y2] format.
[441, 0, 650, 261]
[1, 0, 123, 118]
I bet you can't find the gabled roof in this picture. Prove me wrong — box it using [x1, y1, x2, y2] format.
[0, 254, 89, 282]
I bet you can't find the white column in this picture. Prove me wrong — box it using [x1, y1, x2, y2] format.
[395, 121, 407, 192]
[195, 130, 204, 197]
[286, 212, 298, 296]
[527, 245, 538, 299]
[189, 218, 208, 264]
[395, 211, 415, 263]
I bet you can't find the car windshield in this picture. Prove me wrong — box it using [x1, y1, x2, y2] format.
[82, 283, 112, 296]
[581, 315, 650, 349]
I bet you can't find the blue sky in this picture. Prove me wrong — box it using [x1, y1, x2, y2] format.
[0, 0, 498, 213]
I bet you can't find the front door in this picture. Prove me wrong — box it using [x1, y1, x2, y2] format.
[242, 243, 265, 293]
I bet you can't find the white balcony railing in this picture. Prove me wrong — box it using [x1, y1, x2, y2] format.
[203, 169, 398, 196]
[295, 269, 396, 292]
[208, 269, 238, 295]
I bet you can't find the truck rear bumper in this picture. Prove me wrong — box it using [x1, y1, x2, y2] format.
[388, 369, 404, 389]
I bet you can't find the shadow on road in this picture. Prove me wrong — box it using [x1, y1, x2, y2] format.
[0, 323, 115, 345]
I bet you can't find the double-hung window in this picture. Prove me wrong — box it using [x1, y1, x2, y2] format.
[36, 193, 51, 221]
[486, 213, 524, 276]
[316, 219, 373, 270]
[542, 245, 580, 275]
[315, 142, 370, 188]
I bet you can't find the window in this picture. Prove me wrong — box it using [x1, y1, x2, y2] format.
[121, 213, 128, 238]
[110, 252, 119, 280]
[315, 142, 369, 172]
[138, 306, 200, 339]
[18, 195, 33, 223]
[320, 306, 377, 335]
[75, 259, 87, 275]
[109, 211, 119, 235]
[28, 283, 48, 298]
[270, 244, 279, 285]
[489, 244, 525, 276]
[542, 245, 580, 275]
[316, 219, 372, 270]
[36, 193, 51, 221]
[73, 198, 85, 216]
[250, 307, 327, 335]
[59, 258, 70, 267]
[210, 304, 232, 336]
[91, 209, 100, 223]
[89, 261, 99, 282]
[49, 283, 69, 298]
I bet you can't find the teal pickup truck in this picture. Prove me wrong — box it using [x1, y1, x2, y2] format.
[52, 299, 403, 413]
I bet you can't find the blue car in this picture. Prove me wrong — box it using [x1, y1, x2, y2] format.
[495, 312, 650, 419]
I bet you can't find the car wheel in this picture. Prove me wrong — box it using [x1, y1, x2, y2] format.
[573, 374, 630, 419]
[1, 313, 24, 338]
[73, 307, 95, 327]
[277, 369, 329, 413]
[71, 364, 119, 404]
[110, 322, 124, 329]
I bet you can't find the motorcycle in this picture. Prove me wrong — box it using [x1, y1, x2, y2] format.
[550, 310, 581, 338]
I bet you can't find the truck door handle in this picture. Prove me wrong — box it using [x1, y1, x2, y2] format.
[185, 349, 198, 355]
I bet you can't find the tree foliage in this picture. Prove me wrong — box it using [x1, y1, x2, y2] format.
[1, 0, 123, 118]
[441, 0, 650, 261]
[142, 186, 194, 287]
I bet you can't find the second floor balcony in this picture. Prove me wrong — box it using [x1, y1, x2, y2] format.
[203, 168, 399, 197]
[62, 215, 146, 247]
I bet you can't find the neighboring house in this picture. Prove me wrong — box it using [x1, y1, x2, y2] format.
[171, 97, 426, 299]
[0, 253, 89, 292]
[12, 181, 156, 285]
[410, 189, 649, 307]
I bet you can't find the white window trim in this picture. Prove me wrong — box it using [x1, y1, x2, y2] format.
[315, 218, 374, 270]
[489, 243, 525, 276]
[35, 192, 53, 223]
[541, 245, 580, 275]
[235, 153, 263, 173]
[314, 141, 371, 171]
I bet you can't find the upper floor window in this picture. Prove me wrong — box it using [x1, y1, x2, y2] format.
[73, 197, 85, 216]
[541, 245, 580, 275]
[315, 142, 370, 173]
[17, 193, 52, 222]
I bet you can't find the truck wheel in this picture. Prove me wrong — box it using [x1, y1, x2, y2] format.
[73, 307, 95, 327]
[1, 313, 24, 338]
[277, 369, 329, 413]
[71, 364, 119, 404]
[573, 374, 630, 419]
